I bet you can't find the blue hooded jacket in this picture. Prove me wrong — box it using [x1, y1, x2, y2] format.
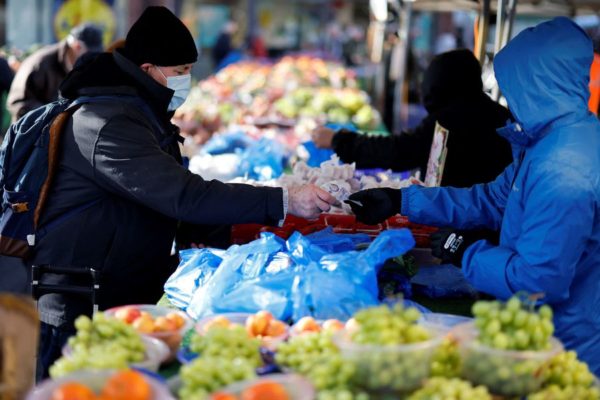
[401, 17, 600, 374]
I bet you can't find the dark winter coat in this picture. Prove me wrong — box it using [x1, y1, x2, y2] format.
[332, 49, 513, 188]
[34, 50, 284, 328]
[7, 42, 70, 122]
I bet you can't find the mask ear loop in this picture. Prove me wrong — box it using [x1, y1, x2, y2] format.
[154, 65, 168, 81]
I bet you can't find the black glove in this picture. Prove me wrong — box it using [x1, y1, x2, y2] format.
[345, 188, 402, 225]
[430, 228, 499, 267]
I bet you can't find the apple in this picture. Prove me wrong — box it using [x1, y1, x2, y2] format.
[132, 315, 154, 334]
[265, 320, 287, 337]
[345, 318, 360, 333]
[166, 312, 186, 329]
[204, 315, 231, 332]
[322, 319, 344, 332]
[114, 306, 141, 324]
[154, 316, 178, 332]
[295, 317, 321, 333]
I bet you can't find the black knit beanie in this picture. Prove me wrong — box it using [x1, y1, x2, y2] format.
[123, 6, 198, 66]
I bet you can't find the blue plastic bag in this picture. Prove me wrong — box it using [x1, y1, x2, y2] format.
[238, 137, 287, 181]
[305, 227, 371, 253]
[301, 141, 335, 168]
[201, 131, 253, 155]
[292, 229, 416, 321]
[164, 248, 224, 309]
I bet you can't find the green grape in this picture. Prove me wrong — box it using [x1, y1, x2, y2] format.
[462, 295, 559, 396]
[179, 356, 256, 400]
[317, 389, 370, 400]
[189, 325, 261, 367]
[49, 313, 145, 378]
[430, 338, 461, 378]
[542, 351, 596, 389]
[407, 377, 492, 400]
[277, 331, 354, 391]
[528, 384, 600, 400]
[343, 304, 437, 394]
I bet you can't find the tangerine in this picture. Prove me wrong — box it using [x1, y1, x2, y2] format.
[101, 370, 151, 400]
[241, 381, 289, 400]
[51, 382, 96, 400]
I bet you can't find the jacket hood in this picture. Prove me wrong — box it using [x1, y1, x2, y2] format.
[59, 50, 174, 119]
[494, 17, 593, 143]
[421, 49, 484, 114]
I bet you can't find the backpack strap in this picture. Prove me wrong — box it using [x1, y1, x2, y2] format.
[33, 105, 83, 229]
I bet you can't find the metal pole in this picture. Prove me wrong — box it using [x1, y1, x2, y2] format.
[491, 0, 507, 100]
[392, 1, 413, 133]
[476, 0, 491, 65]
[501, 0, 518, 49]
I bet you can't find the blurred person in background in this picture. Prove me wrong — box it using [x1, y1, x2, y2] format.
[7, 23, 104, 122]
[312, 49, 513, 188]
[0, 54, 14, 141]
[212, 20, 238, 71]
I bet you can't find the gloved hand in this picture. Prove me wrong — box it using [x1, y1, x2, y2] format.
[345, 188, 402, 225]
[430, 229, 499, 267]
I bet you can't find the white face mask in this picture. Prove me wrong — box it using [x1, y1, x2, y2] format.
[156, 66, 191, 111]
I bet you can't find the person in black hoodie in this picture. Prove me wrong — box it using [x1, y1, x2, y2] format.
[33, 6, 336, 379]
[312, 49, 513, 188]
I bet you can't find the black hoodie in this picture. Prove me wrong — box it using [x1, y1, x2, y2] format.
[332, 49, 513, 187]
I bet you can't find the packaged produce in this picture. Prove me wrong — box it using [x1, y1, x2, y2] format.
[210, 375, 314, 400]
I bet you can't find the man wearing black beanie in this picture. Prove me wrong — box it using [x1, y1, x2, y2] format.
[33, 6, 336, 379]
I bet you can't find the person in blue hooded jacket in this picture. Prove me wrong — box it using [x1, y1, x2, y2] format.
[347, 17, 600, 375]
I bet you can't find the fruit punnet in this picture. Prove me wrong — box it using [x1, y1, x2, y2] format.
[190, 325, 262, 368]
[49, 313, 145, 378]
[459, 294, 561, 396]
[112, 306, 186, 334]
[335, 303, 440, 394]
[50, 370, 152, 400]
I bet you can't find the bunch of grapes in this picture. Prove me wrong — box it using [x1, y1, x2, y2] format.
[350, 303, 430, 345]
[179, 356, 256, 400]
[277, 331, 355, 391]
[472, 296, 554, 351]
[340, 304, 438, 394]
[461, 295, 559, 396]
[49, 313, 145, 377]
[528, 384, 600, 400]
[190, 325, 261, 367]
[430, 337, 461, 378]
[407, 377, 492, 400]
[541, 351, 596, 389]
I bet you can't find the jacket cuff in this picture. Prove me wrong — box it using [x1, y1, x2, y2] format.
[265, 186, 285, 226]
[461, 240, 515, 300]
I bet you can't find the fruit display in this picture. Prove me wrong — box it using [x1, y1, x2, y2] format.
[106, 305, 191, 357]
[334, 303, 441, 394]
[541, 350, 597, 388]
[196, 311, 289, 350]
[49, 314, 146, 378]
[173, 56, 382, 179]
[179, 357, 257, 400]
[190, 325, 262, 368]
[407, 377, 492, 400]
[454, 295, 563, 397]
[430, 337, 462, 378]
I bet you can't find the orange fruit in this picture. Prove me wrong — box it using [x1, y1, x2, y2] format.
[211, 393, 238, 400]
[51, 382, 96, 400]
[101, 370, 152, 400]
[241, 381, 289, 400]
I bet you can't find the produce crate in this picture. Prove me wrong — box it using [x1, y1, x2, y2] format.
[231, 214, 437, 248]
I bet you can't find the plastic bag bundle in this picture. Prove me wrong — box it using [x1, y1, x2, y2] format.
[166, 228, 416, 321]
